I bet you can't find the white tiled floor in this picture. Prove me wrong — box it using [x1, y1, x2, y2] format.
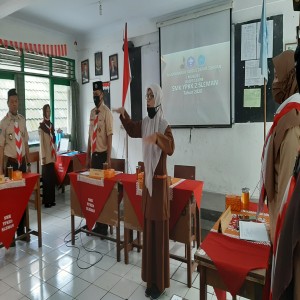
[0, 188, 246, 300]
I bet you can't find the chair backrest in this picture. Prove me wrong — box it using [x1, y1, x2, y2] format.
[174, 165, 195, 180]
[28, 151, 40, 173]
[138, 161, 144, 172]
[110, 158, 125, 173]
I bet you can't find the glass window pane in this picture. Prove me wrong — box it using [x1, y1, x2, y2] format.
[0, 79, 15, 120]
[54, 85, 71, 135]
[25, 75, 50, 144]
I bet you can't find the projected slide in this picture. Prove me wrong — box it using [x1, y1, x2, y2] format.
[161, 41, 231, 127]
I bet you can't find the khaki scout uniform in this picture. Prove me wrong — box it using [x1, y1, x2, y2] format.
[39, 128, 56, 165]
[0, 112, 29, 168]
[88, 102, 113, 152]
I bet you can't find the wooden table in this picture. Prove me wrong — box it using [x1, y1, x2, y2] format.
[120, 174, 204, 287]
[194, 204, 270, 299]
[0, 173, 42, 248]
[69, 172, 123, 262]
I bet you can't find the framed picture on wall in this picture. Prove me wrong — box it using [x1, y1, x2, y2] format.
[109, 54, 119, 81]
[94, 52, 103, 76]
[285, 43, 297, 51]
[81, 59, 89, 84]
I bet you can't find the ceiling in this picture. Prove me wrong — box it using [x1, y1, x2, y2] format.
[0, 0, 221, 38]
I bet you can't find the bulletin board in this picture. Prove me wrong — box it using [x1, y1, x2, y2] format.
[234, 15, 283, 123]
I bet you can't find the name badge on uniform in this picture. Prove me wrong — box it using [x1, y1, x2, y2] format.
[8, 133, 13, 140]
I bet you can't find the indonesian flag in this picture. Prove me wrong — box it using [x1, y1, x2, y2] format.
[122, 23, 131, 107]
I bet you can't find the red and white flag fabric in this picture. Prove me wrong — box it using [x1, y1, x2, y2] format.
[122, 23, 131, 107]
[14, 122, 22, 168]
[0, 38, 67, 57]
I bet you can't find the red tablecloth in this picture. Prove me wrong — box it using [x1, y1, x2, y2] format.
[117, 174, 204, 231]
[69, 172, 117, 230]
[117, 173, 143, 227]
[170, 179, 203, 231]
[0, 173, 39, 249]
[55, 152, 86, 184]
[201, 231, 271, 298]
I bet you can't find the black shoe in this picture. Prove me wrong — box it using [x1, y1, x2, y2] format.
[145, 287, 152, 298]
[51, 202, 56, 206]
[92, 226, 102, 234]
[10, 241, 16, 247]
[44, 203, 51, 208]
[150, 287, 164, 300]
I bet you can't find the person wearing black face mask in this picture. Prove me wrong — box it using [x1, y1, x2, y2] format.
[86, 81, 113, 236]
[114, 84, 175, 300]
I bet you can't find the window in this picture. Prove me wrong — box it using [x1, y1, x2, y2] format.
[0, 46, 75, 145]
[25, 76, 50, 144]
[0, 79, 15, 120]
[54, 84, 71, 134]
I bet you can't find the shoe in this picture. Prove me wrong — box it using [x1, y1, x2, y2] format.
[150, 286, 164, 300]
[51, 202, 56, 206]
[145, 287, 152, 298]
[44, 203, 51, 208]
[92, 226, 102, 234]
[10, 241, 15, 247]
[17, 234, 31, 242]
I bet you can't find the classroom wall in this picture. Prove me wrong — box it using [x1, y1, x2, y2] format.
[77, 0, 299, 200]
[1, 0, 298, 200]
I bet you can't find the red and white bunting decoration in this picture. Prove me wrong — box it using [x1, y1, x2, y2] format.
[0, 38, 67, 57]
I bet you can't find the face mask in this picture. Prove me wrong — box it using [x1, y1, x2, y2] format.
[94, 95, 100, 107]
[272, 82, 285, 104]
[147, 105, 161, 119]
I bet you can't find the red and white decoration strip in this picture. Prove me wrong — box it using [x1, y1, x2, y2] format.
[0, 39, 67, 57]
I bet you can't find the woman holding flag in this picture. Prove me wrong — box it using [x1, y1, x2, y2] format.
[39, 104, 56, 208]
[114, 83, 175, 299]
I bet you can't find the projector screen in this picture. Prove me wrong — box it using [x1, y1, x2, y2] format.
[160, 9, 231, 127]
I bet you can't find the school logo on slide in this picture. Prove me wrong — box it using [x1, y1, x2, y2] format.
[198, 55, 206, 66]
[187, 56, 195, 68]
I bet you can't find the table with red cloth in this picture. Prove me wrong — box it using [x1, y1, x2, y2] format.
[55, 152, 86, 186]
[0, 173, 42, 248]
[195, 203, 271, 300]
[117, 173, 204, 288]
[69, 171, 122, 262]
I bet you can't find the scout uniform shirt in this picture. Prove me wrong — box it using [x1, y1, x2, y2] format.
[89, 103, 113, 152]
[0, 112, 29, 159]
[39, 127, 56, 165]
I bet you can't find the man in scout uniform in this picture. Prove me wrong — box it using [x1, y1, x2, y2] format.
[0, 88, 31, 242]
[86, 81, 113, 236]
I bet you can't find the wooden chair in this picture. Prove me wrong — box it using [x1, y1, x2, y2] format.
[109, 158, 126, 234]
[138, 161, 144, 172]
[28, 151, 42, 209]
[173, 164, 197, 286]
[174, 164, 195, 180]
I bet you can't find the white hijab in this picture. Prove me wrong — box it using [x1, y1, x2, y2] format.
[142, 84, 168, 197]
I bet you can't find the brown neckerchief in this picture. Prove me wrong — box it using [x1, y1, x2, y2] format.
[39, 120, 56, 144]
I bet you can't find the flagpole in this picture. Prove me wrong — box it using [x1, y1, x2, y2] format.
[122, 22, 131, 173]
[264, 78, 267, 141]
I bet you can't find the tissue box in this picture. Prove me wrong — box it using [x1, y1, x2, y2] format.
[89, 168, 104, 179]
[225, 194, 241, 212]
[12, 170, 22, 181]
[0, 174, 5, 184]
[104, 169, 115, 178]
